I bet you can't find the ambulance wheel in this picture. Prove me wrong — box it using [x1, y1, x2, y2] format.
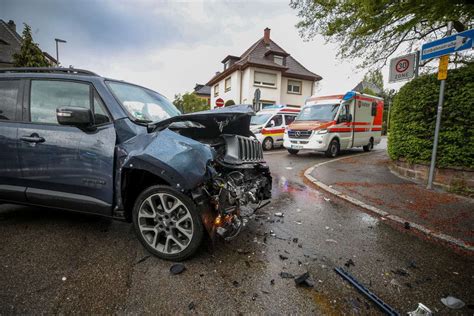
[262, 137, 273, 151]
[363, 138, 374, 152]
[325, 139, 340, 158]
[287, 149, 299, 155]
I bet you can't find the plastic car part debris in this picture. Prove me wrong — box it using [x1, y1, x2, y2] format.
[170, 263, 186, 275]
[274, 212, 284, 217]
[345, 259, 355, 268]
[334, 267, 399, 316]
[294, 272, 315, 288]
[408, 303, 433, 316]
[441, 296, 465, 309]
[279, 272, 294, 279]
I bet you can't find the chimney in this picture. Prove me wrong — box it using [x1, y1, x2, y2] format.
[263, 27, 271, 45]
[7, 20, 16, 33]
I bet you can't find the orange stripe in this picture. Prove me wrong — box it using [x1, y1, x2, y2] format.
[262, 128, 285, 135]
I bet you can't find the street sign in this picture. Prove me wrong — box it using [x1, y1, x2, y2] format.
[421, 29, 474, 61]
[215, 98, 224, 107]
[389, 52, 416, 82]
[438, 55, 449, 80]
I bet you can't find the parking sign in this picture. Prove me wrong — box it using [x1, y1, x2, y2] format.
[389, 53, 416, 82]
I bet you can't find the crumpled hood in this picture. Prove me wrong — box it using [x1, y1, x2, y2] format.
[288, 120, 335, 131]
[150, 104, 255, 137]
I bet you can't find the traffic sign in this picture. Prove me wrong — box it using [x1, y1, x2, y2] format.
[438, 55, 449, 80]
[215, 98, 224, 107]
[389, 52, 416, 82]
[421, 29, 474, 61]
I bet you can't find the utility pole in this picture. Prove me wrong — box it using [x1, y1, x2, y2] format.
[54, 38, 67, 66]
[427, 22, 452, 190]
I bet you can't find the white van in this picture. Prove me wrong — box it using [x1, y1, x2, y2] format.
[250, 106, 300, 150]
[283, 91, 383, 157]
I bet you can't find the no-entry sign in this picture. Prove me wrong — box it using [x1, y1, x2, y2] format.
[389, 52, 416, 83]
[215, 98, 224, 108]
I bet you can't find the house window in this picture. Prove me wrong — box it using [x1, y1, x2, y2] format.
[225, 77, 231, 92]
[254, 72, 277, 88]
[214, 84, 219, 97]
[224, 60, 230, 70]
[274, 55, 284, 65]
[287, 80, 302, 94]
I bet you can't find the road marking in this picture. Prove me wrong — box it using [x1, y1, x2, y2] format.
[304, 153, 474, 253]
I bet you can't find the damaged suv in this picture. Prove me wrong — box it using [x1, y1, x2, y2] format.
[0, 68, 272, 260]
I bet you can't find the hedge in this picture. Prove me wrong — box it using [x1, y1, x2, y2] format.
[388, 63, 474, 169]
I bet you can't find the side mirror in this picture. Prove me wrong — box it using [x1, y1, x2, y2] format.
[57, 107, 93, 128]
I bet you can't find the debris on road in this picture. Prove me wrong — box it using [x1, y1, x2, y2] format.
[61, 277, 67, 282]
[407, 260, 418, 269]
[270, 230, 276, 237]
[323, 197, 331, 202]
[279, 272, 294, 279]
[232, 280, 240, 287]
[294, 220, 302, 225]
[252, 293, 258, 301]
[441, 296, 465, 309]
[334, 267, 399, 316]
[325, 239, 338, 244]
[392, 268, 409, 277]
[279, 254, 289, 260]
[404, 222, 411, 229]
[344, 259, 355, 268]
[136, 255, 151, 264]
[294, 272, 315, 288]
[390, 279, 402, 292]
[285, 166, 293, 170]
[270, 279, 275, 285]
[408, 303, 432, 316]
[292, 238, 298, 243]
[170, 263, 186, 275]
[274, 212, 284, 217]
[188, 302, 195, 311]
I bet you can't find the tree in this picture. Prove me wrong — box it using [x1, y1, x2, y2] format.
[173, 92, 209, 113]
[224, 99, 235, 107]
[13, 24, 50, 67]
[290, 0, 474, 68]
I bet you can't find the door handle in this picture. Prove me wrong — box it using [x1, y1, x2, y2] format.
[20, 134, 45, 143]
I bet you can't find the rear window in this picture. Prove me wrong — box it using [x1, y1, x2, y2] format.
[0, 80, 20, 121]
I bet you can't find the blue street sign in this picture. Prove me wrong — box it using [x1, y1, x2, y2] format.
[421, 29, 474, 61]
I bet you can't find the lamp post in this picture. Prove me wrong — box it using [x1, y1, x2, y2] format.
[54, 38, 67, 66]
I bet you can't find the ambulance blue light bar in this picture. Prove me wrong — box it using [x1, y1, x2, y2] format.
[343, 91, 356, 101]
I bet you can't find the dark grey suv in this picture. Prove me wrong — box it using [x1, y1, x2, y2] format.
[0, 68, 272, 260]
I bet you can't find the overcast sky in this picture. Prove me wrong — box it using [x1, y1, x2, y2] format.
[2, 0, 401, 100]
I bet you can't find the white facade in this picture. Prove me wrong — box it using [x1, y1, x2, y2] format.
[210, 66, 314, 109]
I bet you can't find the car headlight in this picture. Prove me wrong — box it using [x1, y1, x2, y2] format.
[316, 129, 328, 135]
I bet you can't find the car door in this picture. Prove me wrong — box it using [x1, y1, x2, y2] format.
[335, 102, 353, 149]
[265, 114, 284, 145]
[17, 79, 116, 215]
[0, 79, 26, 202]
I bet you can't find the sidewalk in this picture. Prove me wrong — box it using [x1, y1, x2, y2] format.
[305, 150, 474, 252]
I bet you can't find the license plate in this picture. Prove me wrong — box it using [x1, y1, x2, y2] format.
[291, 145, 303, 149]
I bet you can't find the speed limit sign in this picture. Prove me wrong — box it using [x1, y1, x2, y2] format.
[389, 53, 416, 82]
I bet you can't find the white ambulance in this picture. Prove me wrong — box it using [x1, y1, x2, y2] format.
[250, 106, 300, 150]
[283, 91, 384, 157]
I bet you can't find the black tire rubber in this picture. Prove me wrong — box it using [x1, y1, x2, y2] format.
[132, 185, 204, 261]
[287, 149, 299, 155]
[262, 137, 273, 151]
[363, 138, 374, 152]
[325, 139, 340, 158]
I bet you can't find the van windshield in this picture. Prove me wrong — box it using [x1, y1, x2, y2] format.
[296, 103, 339, 121]
[251, 113, 272, 125]
[107, 81, 181, 123]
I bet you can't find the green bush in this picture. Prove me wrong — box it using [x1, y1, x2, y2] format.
[388, 63, 474, 169]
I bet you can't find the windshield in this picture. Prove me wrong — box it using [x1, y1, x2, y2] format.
[107, 81, 181, 123]
[251, 113, 272, 125]
[296, 103, 339, 121]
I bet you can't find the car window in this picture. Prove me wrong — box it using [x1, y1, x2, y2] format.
[94, 92, 111, 125]
[0, 80, 20, 121]
[266, 115, 283, 127]
[284, 114, 296, 125]
[30, 80, 91, 124]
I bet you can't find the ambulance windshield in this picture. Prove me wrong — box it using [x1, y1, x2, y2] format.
[296, 104, 339, 121]
[251, 113, 272, 125]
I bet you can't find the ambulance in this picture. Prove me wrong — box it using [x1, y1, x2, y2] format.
[283, 91, 383, 157]
[250, 105, 300, 150]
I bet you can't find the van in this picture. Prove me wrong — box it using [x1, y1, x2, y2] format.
[250, 105, 300, 150]
[283, 91, 383, 157]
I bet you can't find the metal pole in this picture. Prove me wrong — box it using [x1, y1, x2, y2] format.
[414, 50, 420, 78]
[55, 40, 59, 65]
[427, 22, 452, 189]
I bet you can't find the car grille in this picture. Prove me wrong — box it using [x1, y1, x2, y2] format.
[238, 136, 263, 161]
[288, 130, 312, 139]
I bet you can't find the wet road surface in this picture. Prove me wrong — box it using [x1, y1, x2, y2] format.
[1, 144, 473, 314]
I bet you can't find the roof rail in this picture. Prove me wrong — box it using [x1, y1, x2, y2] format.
[0, 67, 99, 76]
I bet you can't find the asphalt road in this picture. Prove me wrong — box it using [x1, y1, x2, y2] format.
[1, 142, 473, 314]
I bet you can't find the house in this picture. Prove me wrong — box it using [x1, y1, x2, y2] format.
[0, 19, 57, 68]
[206, 28, 322, 110]
[193, 83, 211, 105]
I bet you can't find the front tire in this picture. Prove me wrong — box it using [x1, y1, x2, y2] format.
[287, 149, 299, 155]
[132, 185, 203, 261]
[325, 139, 340, 158]
[262, 137, 273, 151]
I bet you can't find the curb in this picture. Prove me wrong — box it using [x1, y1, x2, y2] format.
[304, 153, 474, 253]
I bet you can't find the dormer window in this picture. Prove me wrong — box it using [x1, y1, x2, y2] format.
[274, 55, 284, 65]
[224, 60, 230, 70]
